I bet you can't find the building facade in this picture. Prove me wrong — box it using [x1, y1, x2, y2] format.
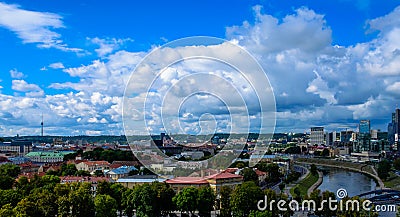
[0, 140, 32, 156]
[310, 127, 324, 146]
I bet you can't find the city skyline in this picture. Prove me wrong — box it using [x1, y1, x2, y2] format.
[1, 1, 400, 136]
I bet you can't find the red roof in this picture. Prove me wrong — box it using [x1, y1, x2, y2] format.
[60, 176, 109, 183]
[206, 172, 243, 180]
[82, 161, 110, 166]
[166, 177, 209, 184]
[224, 168, 239, 174]
[255, 169, 267, 176]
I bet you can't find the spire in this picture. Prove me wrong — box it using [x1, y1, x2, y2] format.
[41, 113, 44, 137]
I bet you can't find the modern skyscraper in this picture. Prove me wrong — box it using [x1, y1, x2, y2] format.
[357, 120, 371, 152]
[325, 131, 337, 146]
[359, 120, 370, 134]
[388, 108, 400, 151]
[310, 127, 324, 146]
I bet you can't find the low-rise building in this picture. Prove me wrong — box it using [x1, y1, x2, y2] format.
[205, 172, 243, 194]
[0, 140, 32, 156]
[166, 172, 244, 193]
[59, 176, 109, 193]
[25, 151, 74, 163]
[116, 175, 166, 188]
[76, 160, 110, 173]
[106, 166, 137, 181]
[166, 177, 210, 192]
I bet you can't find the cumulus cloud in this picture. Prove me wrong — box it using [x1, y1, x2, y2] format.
[9, 69, 25, 79]
[89, 37, 133, 57]
[48, 62, 65, 69]
[0, 2, 83, 52]
[12, 80, 44, 97]
[3, 5, 400, 136]
[226, 5, 400, 131]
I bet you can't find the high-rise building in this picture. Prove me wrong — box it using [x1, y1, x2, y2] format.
[310, 127, 324, 146]
[340, 131, 353, 143]
[359, 120, 370, 134]
[388, 108, 400, 151]
[357, 120, 371, 152]
[370, 129, 378, 140]
[325, 131, 338, 146]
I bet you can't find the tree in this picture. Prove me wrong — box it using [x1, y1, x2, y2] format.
[310, 164, 317, 175]
[264, 163, 282, 183]
[230, 181, 263, 217]
[377, 160, 391, 180]
[197, 186, 216, 217]
[40, 175, 61, 190]
[151, 182, 175, 216]
[75, 170, 91, 176]
[173, 187, 199, 215]
[293, 187, 301, 202]
[0, 189, 22, 208]
[240, 168, 259, 184]
[132, 183, 158, 217]
[13, 198, 38, 217]
[96, 181, 112, 195]
[0, 176, 14, 190]
[336, 196, 378, 217]
[0, 203, 15, 217]
[0, 164, 20, 178]
[94, 170, 104, 177]
[110, 183, 127, 217]
[219, 186, 232, 217]
[321, 148, 330, 157]
[278, 183, 285, 194]
[56, 195, 70, 217]
[69, 182, 95, 217]
[28, 189, 58, 217]
[122, 188, 135, 217]
[394, 158, 400, 171]
[95, 194, 117, 217]
[230, 161, 248, 168]
[263, 189, 278, 216]
[60, 163, 77, 176]
[249, 210, 273, 217]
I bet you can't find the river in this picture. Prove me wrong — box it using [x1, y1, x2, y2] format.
[317, 167, 377, 197]
[317, 167, 396, 217]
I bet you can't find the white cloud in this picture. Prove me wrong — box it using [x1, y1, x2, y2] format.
[12, 80, 44, 97]
[0, 2, 83, 52]
[9, 69, 25, 78]
[48, 62, 65, 69]
[12, 80, 41, 92]
[4, 6, 400, 135]
[89, 37, 133, 57]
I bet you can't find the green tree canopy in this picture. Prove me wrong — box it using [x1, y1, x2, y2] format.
[197, 186, 216, 217]
[240, 168, 259, 184]
[230, 181, 263, 217]
[95, 194, 117, 217]
[132, 183, 158, 217]
[219, 186, 232, 217]
[173, 187, 199, 215]
[377, 160, 391, 180]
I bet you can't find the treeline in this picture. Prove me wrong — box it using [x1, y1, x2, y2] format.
[0, 164, 381, 217]
[64, 148, 136, 163]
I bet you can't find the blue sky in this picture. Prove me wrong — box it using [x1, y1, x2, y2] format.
[1, 0, 400, 136]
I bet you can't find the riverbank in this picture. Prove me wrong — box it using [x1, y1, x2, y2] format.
[307, 170, 323, 196]
[295, 158, 385, 189]
[290, 170, 319, 197]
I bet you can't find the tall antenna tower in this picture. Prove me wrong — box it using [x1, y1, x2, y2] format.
[41, 113, 44, 137]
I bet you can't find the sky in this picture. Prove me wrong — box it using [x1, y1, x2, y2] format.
[1, 0, 400, 136]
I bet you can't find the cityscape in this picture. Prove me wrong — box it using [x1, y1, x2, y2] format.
[1, 0, 400, 217]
